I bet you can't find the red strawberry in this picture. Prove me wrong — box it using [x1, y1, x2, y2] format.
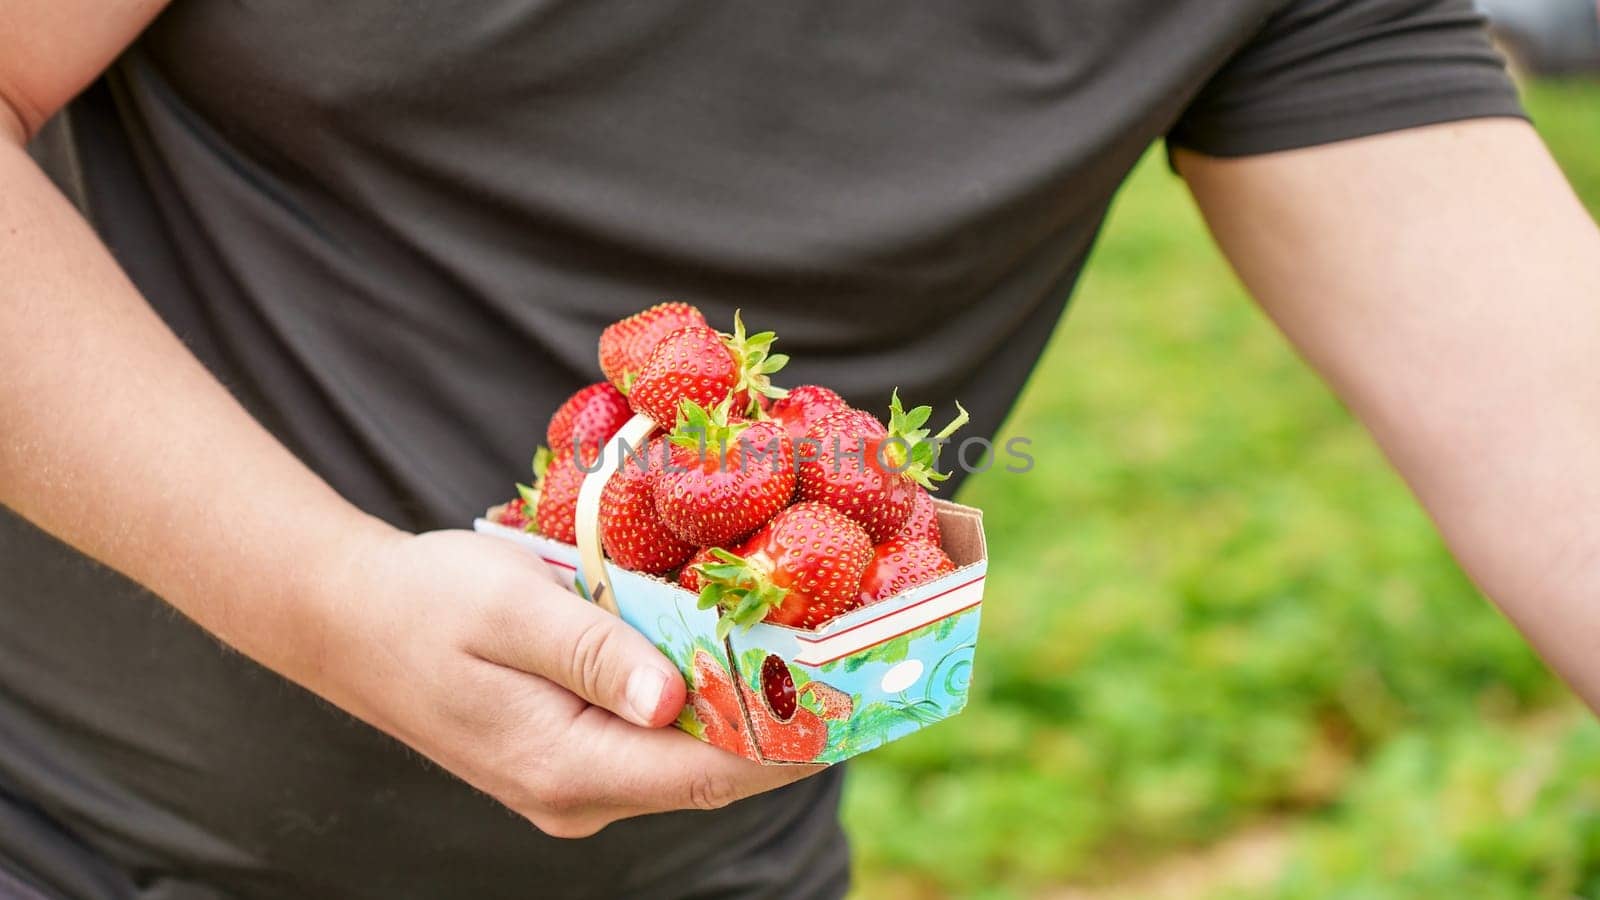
[799, 680, 854, 721]
[688, 649, 755, 757]
[491, 447, 559, 536]
[486, 497, 533, 531]
[761, 654, 799, 721]
[796, 390, 968, 543]
[653, 401, 795, 547]
[739, 678, 827, 763]
[767, 384, 848, 442]
[690, 694, 755, 758]
[628, 326, 733, 425]
[597, 437, 696, 574]
[858, 539, 956, 605]
[891, 488, 942, 545]
[692, 649, 742, 714]
[678, 547, 720, 593]
[598, 301, 707, 394]
[692, 502, 873, 637]
[498, 448, 584, 544]
[759, 654, 852, 729]
[546, 382, 632, 465]
[533, 451, 586, 545]
[628, 312, 789, 426]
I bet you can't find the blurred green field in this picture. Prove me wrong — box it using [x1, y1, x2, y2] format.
[845, 80, 1600, 900]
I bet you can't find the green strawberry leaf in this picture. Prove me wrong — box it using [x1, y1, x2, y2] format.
[697, 546, 790, 638]
[668, 397, 745, 455]
[722, 309, 790, 406]
[882, 388, 969, 491]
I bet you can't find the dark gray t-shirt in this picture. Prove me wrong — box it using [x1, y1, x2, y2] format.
[4, 0, 1519, 897]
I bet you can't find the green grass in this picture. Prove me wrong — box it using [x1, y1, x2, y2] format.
[844, 79, 1600, 900]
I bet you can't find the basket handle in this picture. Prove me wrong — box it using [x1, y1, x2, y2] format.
[573, 413, 658, 616]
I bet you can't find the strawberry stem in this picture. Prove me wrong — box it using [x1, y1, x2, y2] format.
[667, 398, 748, 463]
[721, 310, 790, 417]
[693, 547, 790, 639]
[512, 447, 553, 534]
[883, 389, 970, 491]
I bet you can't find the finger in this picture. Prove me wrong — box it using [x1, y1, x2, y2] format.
[566, 706, 824, 819]
[469, 576, 685, 728]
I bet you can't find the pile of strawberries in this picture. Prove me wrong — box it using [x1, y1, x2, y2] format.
[487, 302, 969, 636]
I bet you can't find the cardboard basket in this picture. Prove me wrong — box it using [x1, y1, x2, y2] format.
[474, 414, 987, 765]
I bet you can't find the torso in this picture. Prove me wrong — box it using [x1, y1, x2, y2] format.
[9, 2, 1273, 895]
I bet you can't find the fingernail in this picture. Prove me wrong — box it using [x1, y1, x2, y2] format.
[626, 668, 669, 725]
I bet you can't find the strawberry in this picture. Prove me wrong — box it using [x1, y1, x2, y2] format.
[799, 680, 854, 721]
[766, 384, 848, 442]
[891, 488, 942, 545]
[500, 448, 586, 543]
[755, 655, 852, 731]
[690, 694, 755, 758]
[598, 301, 707, 394]
[691, 649, 741, 713]
[796, 390, 968, 543]
[761, 654, 799, 721]
[597, 437, 697, 575]
[858, 539, 956, 605]
[485, 497, 533, 531]
[532, 451, 586, 545]
[739, 677, 827, 762]
[678, 547, 721, 593]
[688, 649, 755, 757]
[653, 400, 796, 547]
[628, 312, 789, 426]
[546, 382, 632, 465]
[692, 502, 873, 638]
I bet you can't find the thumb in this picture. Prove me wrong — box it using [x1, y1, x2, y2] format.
[471, 577, 686, 728]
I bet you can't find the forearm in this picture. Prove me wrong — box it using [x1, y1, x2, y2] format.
[1403, 400, 1600, 706]
[1344, 253, 1600, 706]
[1182, 120, 1600, 708]
[0, 134, 397, 683]
[1247, 132, 1600, 699]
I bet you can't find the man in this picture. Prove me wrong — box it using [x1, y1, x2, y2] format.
[2, 0, 1597, 897]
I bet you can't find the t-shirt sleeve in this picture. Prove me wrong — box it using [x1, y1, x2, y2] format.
[1168, 0, 1527, 157]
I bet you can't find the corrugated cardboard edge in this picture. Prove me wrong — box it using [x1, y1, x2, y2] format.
[935, 501, 987, 569]
[716, 634, 776, 765]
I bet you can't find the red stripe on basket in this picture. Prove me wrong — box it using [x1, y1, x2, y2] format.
[798, 598, 984, 668]
[794, 575, 985, 645]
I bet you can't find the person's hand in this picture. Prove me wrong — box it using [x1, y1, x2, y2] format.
[304, 528, 819, 837]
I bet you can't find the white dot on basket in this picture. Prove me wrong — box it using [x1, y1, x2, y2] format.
[880, 659, 924, 694]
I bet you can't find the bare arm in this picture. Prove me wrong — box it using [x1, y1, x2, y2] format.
[0, 0, 392, 688]
[1, 1, 808, 836]
[1178, 119, 1600, 708]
